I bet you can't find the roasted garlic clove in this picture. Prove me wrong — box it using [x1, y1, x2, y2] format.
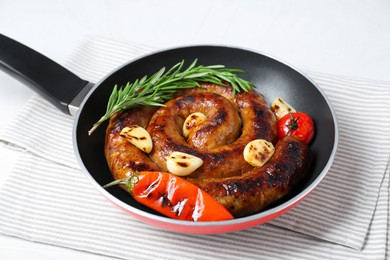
[120, 125, 153, 153]
[167, 151, 204, 176]
[183, 112, 207, 139]
[243, 139, 275, 167]
[271, 97, 296, 120]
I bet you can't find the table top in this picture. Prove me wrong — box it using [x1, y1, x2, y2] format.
[1, 0, 389, 259]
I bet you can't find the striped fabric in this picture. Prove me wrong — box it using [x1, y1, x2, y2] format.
[0, 37, 389, 259]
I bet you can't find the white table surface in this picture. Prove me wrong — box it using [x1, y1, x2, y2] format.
[1, 0, 389, 259]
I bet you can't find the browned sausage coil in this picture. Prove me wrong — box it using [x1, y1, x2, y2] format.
[105, 83, 310, 217]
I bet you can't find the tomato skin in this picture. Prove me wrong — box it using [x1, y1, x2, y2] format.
[277, 112, 315, 144]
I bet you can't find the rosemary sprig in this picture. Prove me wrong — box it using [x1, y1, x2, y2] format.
[88, 59, 253, 135]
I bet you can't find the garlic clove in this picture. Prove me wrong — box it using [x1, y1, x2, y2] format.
[183, 112, 207, 139]
[243, 139, 275, 167]
[120, 125, 153, 153]
[166, 151, 204, 176]
[271, 97, 296, 120]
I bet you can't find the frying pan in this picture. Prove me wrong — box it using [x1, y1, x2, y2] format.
[0, 34, 338, 234]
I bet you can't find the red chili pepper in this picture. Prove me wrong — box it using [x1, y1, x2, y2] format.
[104, 171, 234, 221]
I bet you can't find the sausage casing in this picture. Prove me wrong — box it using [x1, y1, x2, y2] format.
[105, 83, 309, 217]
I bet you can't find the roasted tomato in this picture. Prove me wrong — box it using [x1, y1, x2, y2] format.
[277, 112, 314, 144]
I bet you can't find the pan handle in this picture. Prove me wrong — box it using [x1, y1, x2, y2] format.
[0, 34, 93, 116]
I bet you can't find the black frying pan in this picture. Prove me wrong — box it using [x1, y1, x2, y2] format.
[0, 34, 338, 233]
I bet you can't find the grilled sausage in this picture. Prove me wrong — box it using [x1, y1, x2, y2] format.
[105, 106, 160, 180]
[188, 135, 309, 217]
[105, 83, 309, 217]
[147, 84, 277, 179]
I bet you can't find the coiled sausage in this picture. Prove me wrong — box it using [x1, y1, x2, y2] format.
[105, 83, 309, 217]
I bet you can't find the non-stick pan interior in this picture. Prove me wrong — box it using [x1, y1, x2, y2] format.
[75, 46, 336, 218]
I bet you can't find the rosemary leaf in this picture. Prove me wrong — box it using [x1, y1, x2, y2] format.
[88, 59, 253, 135]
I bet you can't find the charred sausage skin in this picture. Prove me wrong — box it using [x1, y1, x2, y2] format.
[105, 83, 309, 217]
[188, 135, 309, 217]
[105, 106, 160, 180]
[147, 84, 277, 179]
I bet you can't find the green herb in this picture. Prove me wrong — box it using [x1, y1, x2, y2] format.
[88, 59, 253, 135]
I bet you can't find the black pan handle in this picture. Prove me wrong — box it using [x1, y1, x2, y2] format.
[0, 34, 93, 116]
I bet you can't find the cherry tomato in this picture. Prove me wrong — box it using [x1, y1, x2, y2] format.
[277, 112, 315, 144]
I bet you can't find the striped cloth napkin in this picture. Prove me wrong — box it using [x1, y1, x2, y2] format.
[0, 37, 389, 259]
